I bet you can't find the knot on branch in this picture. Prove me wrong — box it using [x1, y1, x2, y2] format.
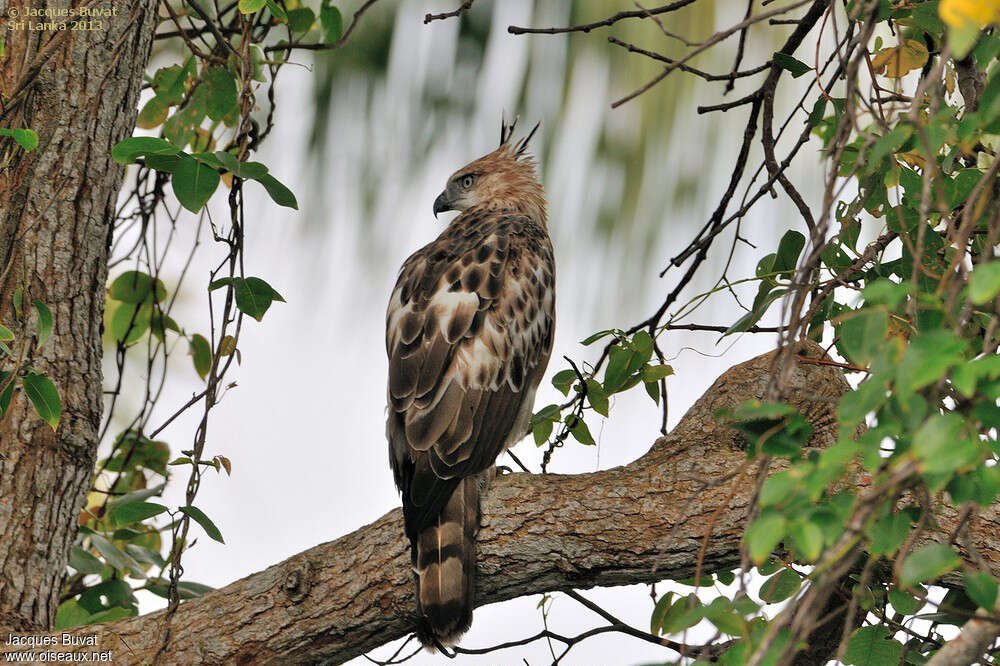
[649, 340, 850, 461]
[282, 561, 313, 604]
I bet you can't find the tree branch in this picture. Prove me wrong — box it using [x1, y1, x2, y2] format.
[9, 342, 1000, 665]
[925, 611, 1000, 666]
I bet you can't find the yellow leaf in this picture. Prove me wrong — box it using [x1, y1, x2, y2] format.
[940, 0, 1000, 28]
[897, 151, 926, 170]
[872, 40, 929, 78]
[945, 63, 956, 95]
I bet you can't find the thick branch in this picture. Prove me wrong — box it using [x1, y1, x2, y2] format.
[7, 343, 1000, 665]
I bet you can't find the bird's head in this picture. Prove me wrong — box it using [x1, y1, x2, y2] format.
[433, 119, 546, 225]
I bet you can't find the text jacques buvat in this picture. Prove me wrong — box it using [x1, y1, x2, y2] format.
[5, 634, 111, 662]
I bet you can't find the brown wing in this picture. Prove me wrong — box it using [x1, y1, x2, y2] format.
[386, 210, 555, 540]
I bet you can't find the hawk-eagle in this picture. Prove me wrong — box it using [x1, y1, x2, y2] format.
[385, 120, 555, 647]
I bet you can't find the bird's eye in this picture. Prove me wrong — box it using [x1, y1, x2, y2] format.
[460, 174, 476, 189]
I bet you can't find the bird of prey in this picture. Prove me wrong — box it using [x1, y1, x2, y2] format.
[385, 120, 555, 648]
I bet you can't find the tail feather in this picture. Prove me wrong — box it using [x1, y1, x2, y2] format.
[413, 475, 479, 648]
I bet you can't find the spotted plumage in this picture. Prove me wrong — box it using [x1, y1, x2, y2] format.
[385, 121, 554, 648]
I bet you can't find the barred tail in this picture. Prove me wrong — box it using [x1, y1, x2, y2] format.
[414, 476, 479, 648]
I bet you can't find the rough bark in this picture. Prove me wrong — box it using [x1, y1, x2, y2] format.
[0, 0, 158, 632]
[0, 343, 881, 664]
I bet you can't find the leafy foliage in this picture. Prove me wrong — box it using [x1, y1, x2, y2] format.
[532, 1, 1000, 663]
[55, 0, 306, 631]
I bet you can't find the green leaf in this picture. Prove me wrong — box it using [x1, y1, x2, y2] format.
[773, 230, 806, 277]
[650, 592, 674, 634]
[145, 153, 182, 173]
[862, 279, 908, 307]
[870, 511, 912, 557]
[716, 570, 736, 586]
[22, 372, 60, 430]
[913, 413, 980, 475]
[88, 533, 143, 575]
[759, 471, 798, 508]
[84, 607, 135, 626]
[867, 125, 913, 170]
[179, 504, 225, 543]
[586, 378, 609, 417]
[532, 418, 552, 446]
[953, 356, 1000, 398]
[963, 571, 998, 610]
[703, 598, 744, 636]
[551, 369, 577, 395]
[603, 344, 631, 391]
[287, 7, 315, 31]
[265, 0, 287, 21]
[644, 379, 660, 405]
[888, 587, 920, 615]
[746, 513, 787, 564]
[724, 287, 787, 337]
[110, 302, 150, 345]
[897, 330, 967, 395]
[320, 0, 343, 42]
[970, 262, 1000, 305]
[661, 595, 703, 634]
[0, 128, 39, 152]
[0, 372, 13, 417]
[580, 329, 615, 345]
[69, 546, 105, 575]
[252, 173, 298, 209]
[900, 543, 961, 587]
[0, 324, 13, 341]
[214, 151, 269, 179]
[190, 334, 212, 380]
[759, 569, 801, 604]
[111, 136, 178, 164]
[109, 270, 166, 303]
[233, 276, 285, 321]
[532, 404, 561, 424]
[32, 299, 53, 347]
[176, 580, 215, 598]
[125, 544, 165, 567]
[843, 626, 904, 666]
[109, 501, 168, 526]
[202, 67, 238, 121]
[641, 364, 673, 382]
[772, 52, 811, 77]
[238, 0, 265, 12]
[567, 415, 596, 446]
[790, 521, 824, 562]
[836, 310, 888, 365]
[172, 154, 221, 213]
[55, 600, 91, 630]
[839, 372, 889, 423]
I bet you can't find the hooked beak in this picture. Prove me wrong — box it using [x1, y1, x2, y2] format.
[433, 192, 453, 219]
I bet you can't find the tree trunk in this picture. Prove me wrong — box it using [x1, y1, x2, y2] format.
[0, 0, 158, 632]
